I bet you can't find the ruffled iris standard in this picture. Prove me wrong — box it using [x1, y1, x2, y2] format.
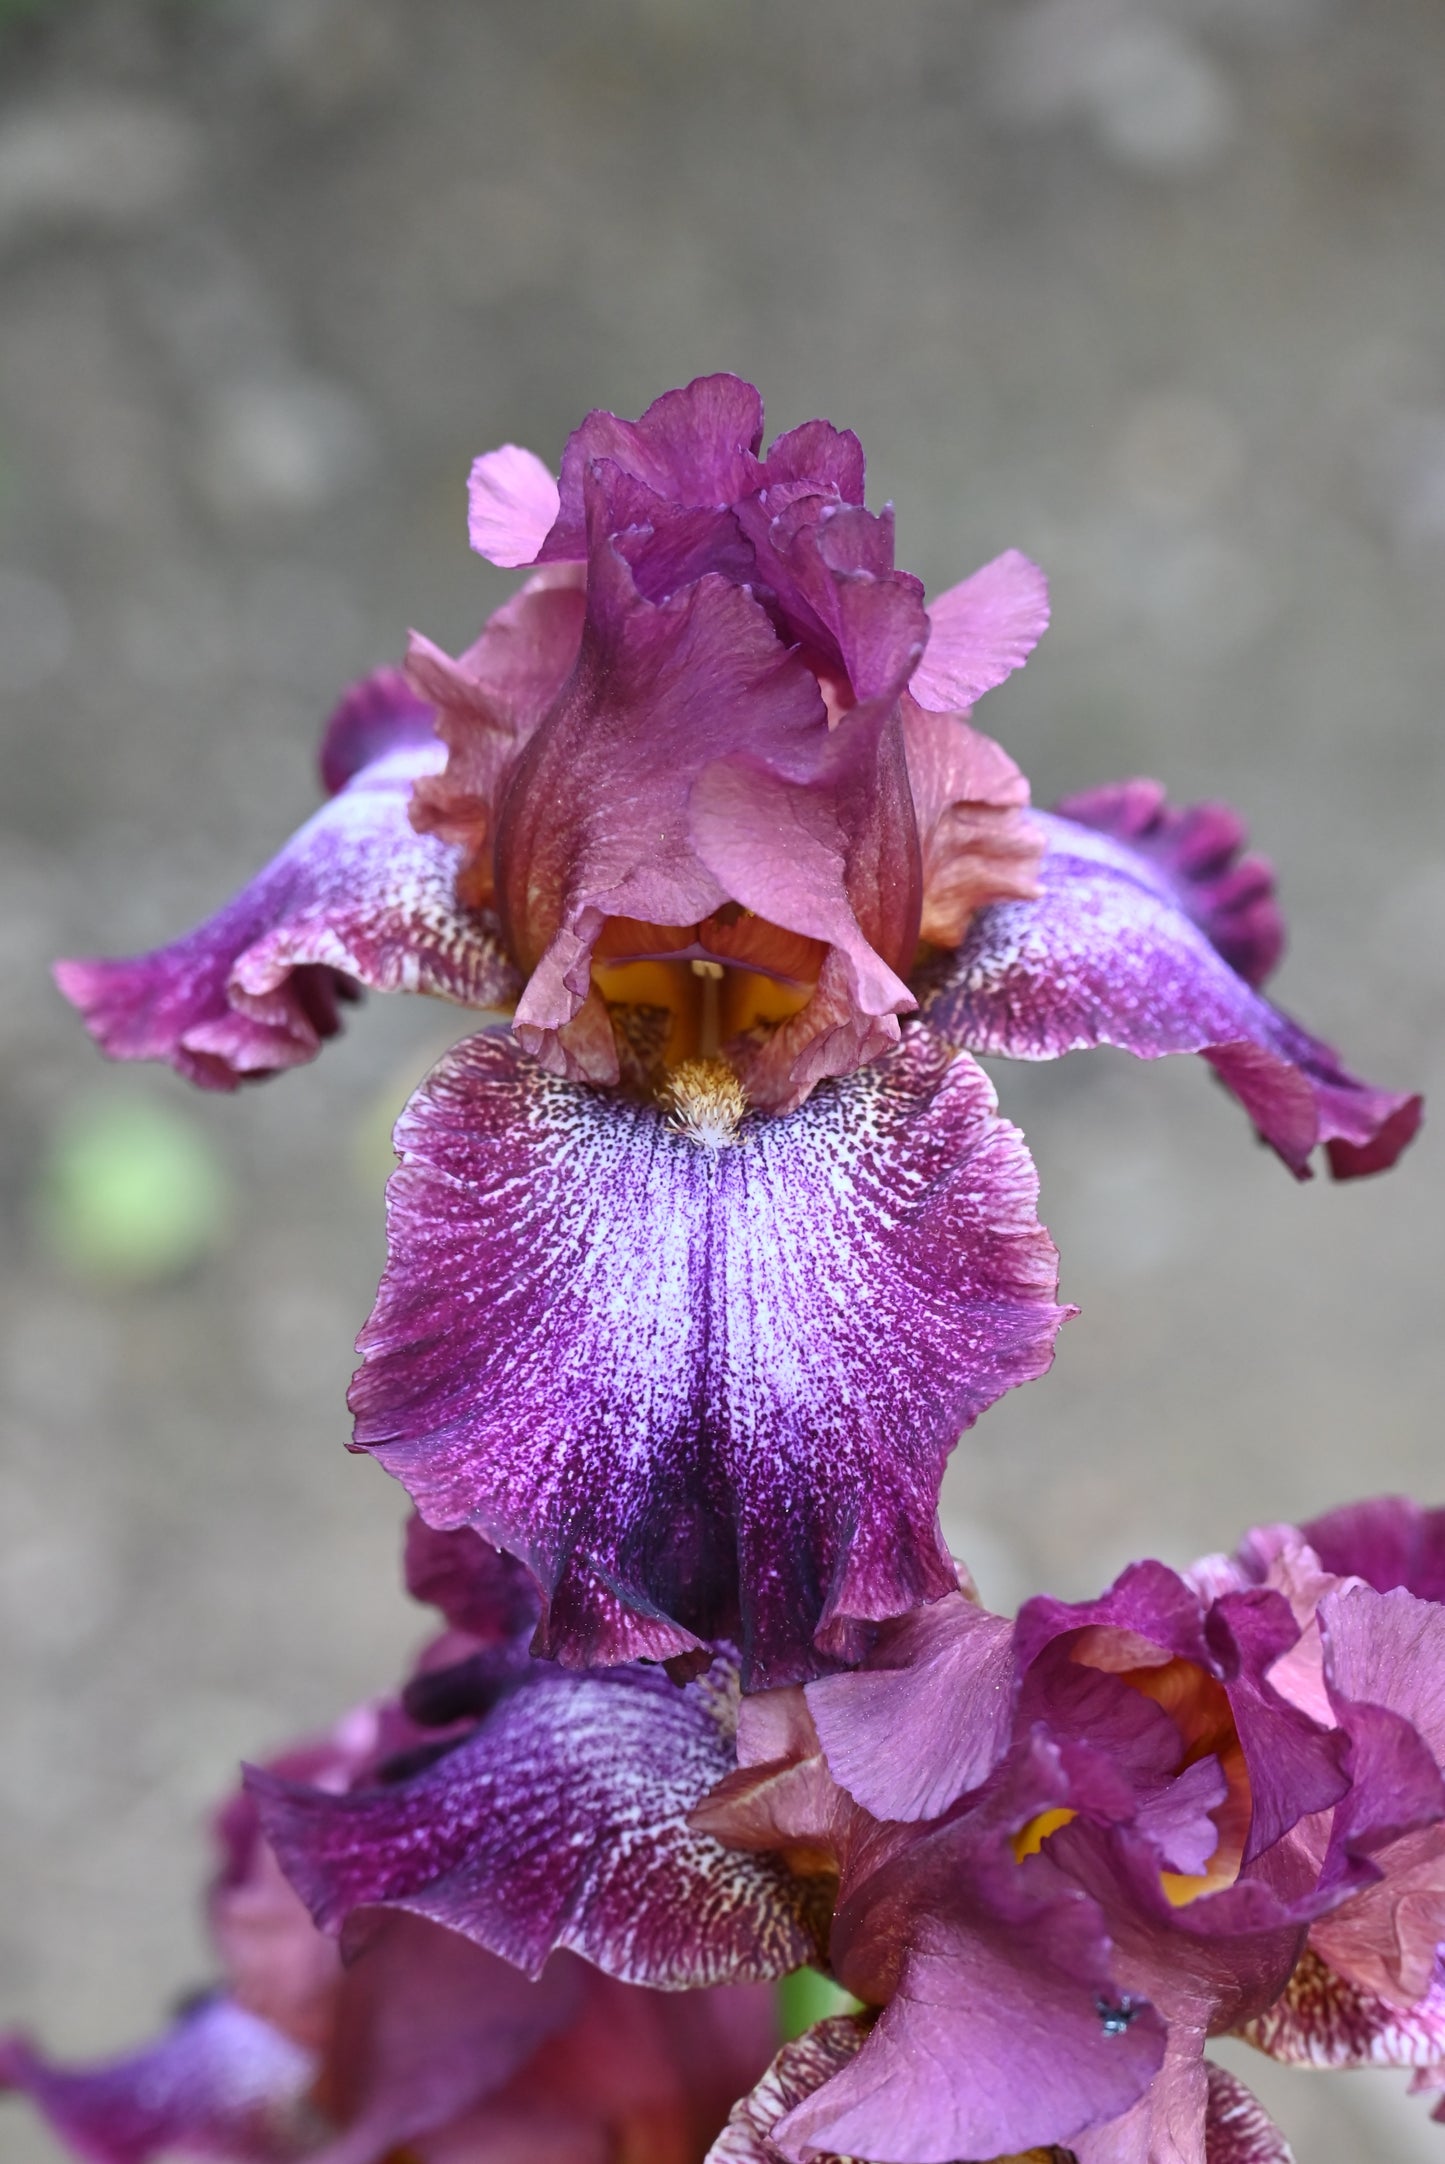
[54, 375, 1422, 1684]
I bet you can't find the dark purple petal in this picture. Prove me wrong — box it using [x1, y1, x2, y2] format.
[467, 446, 561, 569]
[348, 1026, 1069, 1686]
[1201, 2062, 1295, 2164]
[1303, 1497, 1445, 1604]
[0, 2000, 321, 2164]
[763, 419, 865, 502]
[910, 550, 1051, 714]
[1238, 1944, 1445, 2069]
[734, 494, 927, 702]
[402, 1519, 541, 1648]
[918, 797, 1422, 1180]
[707, 2017, 870, 2164]
[1054, 779, 1283, 989]
[56, 673, 517, 1090]
[805, 1593, 1018, 1822]
[318, 668, 439, 796]
[250, 1656, 820, 1988]
[539, 375, 766, 564]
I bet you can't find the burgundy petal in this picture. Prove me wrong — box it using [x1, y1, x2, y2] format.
[348, 1026, 1068, 1685]
[918, 795, 1422, 1180]
[707, 2017, 870, 2164]
[0, 1999, 321, 2164]
[250, 1655, 819, 1988]
[1238, 1943, 1445, 2069]
[910, 550, 1051, 714]
[805, 1594, 1018, 1822]
[55, 672, 516, 1090]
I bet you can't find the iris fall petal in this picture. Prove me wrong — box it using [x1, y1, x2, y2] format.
[348, 1026, 1069, 1685]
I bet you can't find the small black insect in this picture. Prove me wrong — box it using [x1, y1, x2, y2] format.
[1095, 1993, 1144, 2035]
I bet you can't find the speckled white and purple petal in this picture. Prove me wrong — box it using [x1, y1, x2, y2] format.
[1202, 2063, 1295, 2164]
[919, 808, 1421, 1182]
[348, 1026, 1068, 1687]
[1237, 1945, 1445, 2071]
[707, 2017, 871, 2164]
[55, 688, 518, 1091]
[251, 1656, 821, 1991]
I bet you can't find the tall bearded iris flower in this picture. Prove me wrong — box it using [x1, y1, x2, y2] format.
[53, 376, 1421, 1686]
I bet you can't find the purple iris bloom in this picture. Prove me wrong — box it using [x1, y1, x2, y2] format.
[53, 376, 1421, 1685]
[692, 1502, 1445, 2163]
[215, 1501, 1445, 2164]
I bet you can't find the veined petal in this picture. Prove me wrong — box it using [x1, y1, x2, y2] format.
[55, 672, 516, 1090]
[1237, 1944, 1445, 2070]
[779, 1906, 1164, 2162]
[902, 694, 1042, 947]
[467, 446, 561, 568]
[406, 570, 587, 909]
[250, 1656, 820, 1989]
[348, 1027, 1069, 1686]
[917, 791, 1422, 1180]
[496, 538, 831, 1082]
[910, 550, 1051, 713]
[706, 2017, 871, 2164]
[1200, 2062, 1294, 2164]
[805, 1594, 1018, 1823]
[1074, 2049, 1294, 2164]
[0, 1999, 321, 2164]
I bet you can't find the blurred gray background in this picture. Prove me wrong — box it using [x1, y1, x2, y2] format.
[1, 2, 1442, 2158]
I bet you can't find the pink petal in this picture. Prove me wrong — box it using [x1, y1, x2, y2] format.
[910, 550, 1051, 713]
[466, 445, 561, 568]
